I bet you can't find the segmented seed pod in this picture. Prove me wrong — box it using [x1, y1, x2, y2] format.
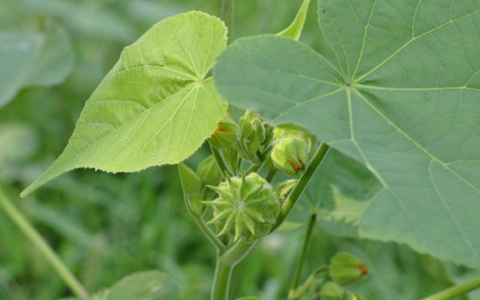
[203, 173, 280, 242]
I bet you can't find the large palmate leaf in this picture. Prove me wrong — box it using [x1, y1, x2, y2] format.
[22, 12, 227, 196]
[214, 0, 480, 267]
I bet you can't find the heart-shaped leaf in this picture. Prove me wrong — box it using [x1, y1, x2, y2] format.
[22, 12, 227, 196]
[214, 1, 480, 267]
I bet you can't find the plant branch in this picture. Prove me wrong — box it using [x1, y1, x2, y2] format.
[184, 195, 226, 253]
[211, 239, 256, 300]
[421, 276, 480, 300]
[289, 214, 317, 299]
[222, 0, 235, 41]
[272, 143, 330, 231]
[0, 189, 90, 300]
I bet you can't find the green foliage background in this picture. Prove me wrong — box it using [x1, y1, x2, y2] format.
[0, 0, 479, 300]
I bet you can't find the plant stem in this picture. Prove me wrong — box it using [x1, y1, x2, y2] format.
[210, 143, 233, 178]
[273, 143, 330, 231]
[184, 195, 226, 253]
[0, 189, 90, 300]
[222, 0, 235, 41]
[211, 239, 256, 300]
[421, 276, 480, 300]
[265, 169, 277, 183]
[290, 214, 317, 298]
[211, 258, 234, 300]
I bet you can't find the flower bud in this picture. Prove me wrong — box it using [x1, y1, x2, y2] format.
[273, 123, 315, 152]
[208, 117, 239, 149]
[329, 252, 369, 286]
[319, 282, 345, 300]
[238, 111, 266, 164]
[203, 173, 280, 242]
[197, 155, 222, 186]
[275, 179, 297, 202]
[271, 137, 307, 176]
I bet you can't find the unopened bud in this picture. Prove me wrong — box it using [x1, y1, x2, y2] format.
[197, 155, 222, 185]
[275, 179, 297, 202]
[320, 282, 345, 300]
[238, 111, 266, 164]
[271, 137, 307, 176]
[208, 117, 239, 149]
[329, 252, 369, 286]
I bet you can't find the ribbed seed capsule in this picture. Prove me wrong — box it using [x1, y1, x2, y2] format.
[203, 173, 280, 242]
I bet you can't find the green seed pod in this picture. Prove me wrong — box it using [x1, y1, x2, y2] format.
[208, 117, 239, 149]
[238, 111, 266, 164]
[329, 252, 369, 286]
[271, 137, 308, 176]
[203, 173, 280, 242]
[275, 179, 297, 202]
[197, 155, 222, 186]
[319, 282, 345, 300]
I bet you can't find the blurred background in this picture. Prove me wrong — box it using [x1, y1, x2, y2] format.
[0, 0, 478, 299]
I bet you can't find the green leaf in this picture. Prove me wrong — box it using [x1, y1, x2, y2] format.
[106, 271, 179, 300]
[214, 1, 480, 268]
[0, 21, 73, 108]
[22, 12, 227, 196]
[235, 298, 263, 300]
[302, 149, 380, 237]
[277, 0, 310, 40]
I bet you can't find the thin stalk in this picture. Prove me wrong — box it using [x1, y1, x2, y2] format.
[246, 144, 274, 174]
[0, 189, 90, 300]
[211, 239, 256, 300]
[421, 276, 480, 300]
[290, 214, 317, 296]
[184, 195, 226, 253]
[273, 143, 330, 231]
[265, 169, 277, 183]
[210, 143, 233, 178]
[222, 0, 235, 41]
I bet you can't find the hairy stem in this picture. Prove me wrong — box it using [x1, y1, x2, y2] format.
[0, 189, 90, 300]
[289, 214, 317, 299]
[421, 276, 480, 300]
[273, 143, 330, 231]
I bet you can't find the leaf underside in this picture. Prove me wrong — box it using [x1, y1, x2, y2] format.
[214, 0, 480, 267]
[22, 12, 227, 196]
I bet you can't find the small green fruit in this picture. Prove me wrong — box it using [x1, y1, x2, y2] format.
[271, 137, 307, 176]
[197, 155, 222, 185]
[203, 173, 280, 242]
[208, 117, 239, 149]
[329, 252, 369, 286]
